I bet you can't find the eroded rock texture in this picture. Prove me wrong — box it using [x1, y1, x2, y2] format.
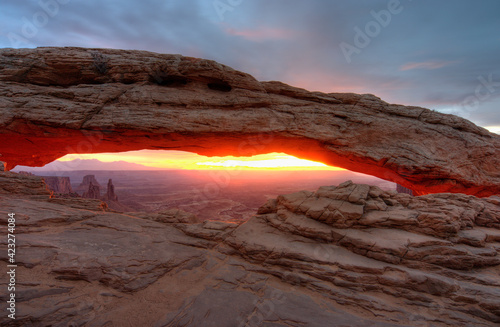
[82, 181, 100, 199]
[41, 176, 73, 194]
[75, 174, 101, 194]
[1, 173, 499, 326]
[103, 178, 118, 202]
[0, 47, 499, 196]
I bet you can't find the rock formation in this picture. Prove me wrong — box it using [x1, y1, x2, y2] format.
[75, 175, 130, 211]
[0, 47, 499, 196]
[102, 178, 118, 202]
[41, 176, 73, 194]
[76, 174, 101, 194]
[82, 181, 100, 199]
[99, 178, 134, 211]
[1, 172, 499, 326]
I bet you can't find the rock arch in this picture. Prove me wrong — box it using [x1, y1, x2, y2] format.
[0, 47, 499, 196]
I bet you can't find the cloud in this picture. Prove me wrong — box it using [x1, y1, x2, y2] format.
[399, 60, 460, 71]
[0, 0, 499, 129]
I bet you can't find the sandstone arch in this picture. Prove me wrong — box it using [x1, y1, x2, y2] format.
[0, 47, 499, 196]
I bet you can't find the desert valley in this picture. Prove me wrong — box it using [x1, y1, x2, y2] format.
[15, 166, 396, 221]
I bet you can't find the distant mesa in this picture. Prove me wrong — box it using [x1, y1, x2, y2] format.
[34, 172, 126, 210]
[78, 175, 129, 211]
[83, 181, 101, 199]
[76, 174, 102, 194]
[19, 172, 76, 196]
[42, 176, 74, 194]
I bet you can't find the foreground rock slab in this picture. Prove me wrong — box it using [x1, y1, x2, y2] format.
[0, 173, 499, 326]
[1, 47, 499, 196]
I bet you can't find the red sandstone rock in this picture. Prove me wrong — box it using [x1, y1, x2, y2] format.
[41, 176, 73, 194]
[99, 178, 135, 211]
[82, 181, 100, 199]
[76, 174, 101, 194]
[102, 178, 118, 202]
[0, 47, 499, 196]
[1, 172, 499, 326]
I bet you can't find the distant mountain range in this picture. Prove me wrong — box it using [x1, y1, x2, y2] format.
[13, 159, 163, 171]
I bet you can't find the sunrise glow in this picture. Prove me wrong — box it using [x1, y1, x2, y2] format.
[56, 150, 344, 171]
[485, 126, 500, 135]
[194, 155, 337, 170]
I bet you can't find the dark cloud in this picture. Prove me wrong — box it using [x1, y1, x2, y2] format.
[1, 0, 499, 129]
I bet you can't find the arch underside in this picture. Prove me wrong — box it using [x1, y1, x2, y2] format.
[2, 125, 497, 197]
[0, 47, 499, 197]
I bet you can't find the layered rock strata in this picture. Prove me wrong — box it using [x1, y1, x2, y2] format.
[41, 176, 73, 194]
[76, 174, 101, 194]
[102, 178, 118, 202]
[82, 181, 100, 199]
[0, 47, 499, 196]
[1, 172, 499, 326]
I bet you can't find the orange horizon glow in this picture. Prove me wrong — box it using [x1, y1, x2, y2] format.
[56, 150, 345, 171]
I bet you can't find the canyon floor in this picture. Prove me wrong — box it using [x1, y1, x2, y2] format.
[27, 169, 396, 221]
[1, 171, 499, 326]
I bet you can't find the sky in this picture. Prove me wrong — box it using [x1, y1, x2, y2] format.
[2, 0, 499, 169]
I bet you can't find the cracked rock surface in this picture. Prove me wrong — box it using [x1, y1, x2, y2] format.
[1, 173, 499, 326]
[1, 47, 499, 196]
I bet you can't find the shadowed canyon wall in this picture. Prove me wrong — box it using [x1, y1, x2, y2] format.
[0, 47, 499, 196]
